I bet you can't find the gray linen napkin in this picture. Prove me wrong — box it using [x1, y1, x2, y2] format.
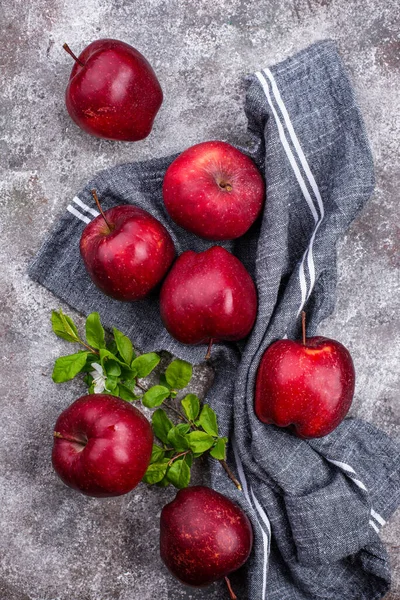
[29, 40, 399, 600]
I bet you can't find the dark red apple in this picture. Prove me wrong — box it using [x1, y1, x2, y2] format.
[255, 330, 356, 438]
[52, 394, 153, 497]
[160, 486, 253, 588]
[159, 246, 257, 353]
[162, 141, 265, 240]
[80, 198, 175, 301]
[63, 39, 163, 141]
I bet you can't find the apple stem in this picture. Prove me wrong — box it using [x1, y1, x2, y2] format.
[219, 181, 233, 192]
[301, 310, 306, 345]
[53, 431, 86, 446]
[91, 189, 113, 232]
[205, 338, 214, 360]
[224, 576, 238, 600]
[219, 460, 242, 491]
[62, 43, 85, 67]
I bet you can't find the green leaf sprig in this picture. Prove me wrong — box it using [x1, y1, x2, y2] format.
[51, 309, 241, 491]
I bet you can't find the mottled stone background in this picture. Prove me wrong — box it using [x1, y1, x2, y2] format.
[0, 0, 399, 598]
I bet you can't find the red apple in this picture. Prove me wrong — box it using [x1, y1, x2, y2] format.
[63, 39, 163, 141]
[162, 141, 265, 240]
[160, 486, 253, 587]
[255, 333, 356, 438]
[159, 246, 257, 352]
[52, 394, 153, 497]
[80, 199, 175, 301]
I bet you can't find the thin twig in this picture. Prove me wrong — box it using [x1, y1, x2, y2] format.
[79, 339, 99, 355]
[219, 460, 242, 491]
[168, 450, 189, 466]
[164, 401, 188, 422]
[135, 380, 148, 392]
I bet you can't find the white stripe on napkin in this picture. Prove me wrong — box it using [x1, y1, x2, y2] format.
[72, 196, 100, 218]
[369, 520, 379, 534]
[256, 69, 327, 316]
[67, 205, 91, 224]
[371, 509, 386, 526]
[326, 457, 385, 530]
[264, 67, 325, 301]
[232, 438, 270, 600]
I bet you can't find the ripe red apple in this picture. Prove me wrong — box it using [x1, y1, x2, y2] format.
[80, 195, 175, 301]
[63, 39, 163, 141]
[162, 141, 265, 240]
[52, 394, 153, 497]
[159, 246, 257, 354]
[160, 486, 253, 588]
[255, 325, 356, 438]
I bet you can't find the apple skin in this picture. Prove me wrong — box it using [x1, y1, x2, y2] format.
[162, 141, 265, 240]
[160, 486, 253, 587]
[52, 394, 153, 497]
[80, 205, 175, 301]
[159, 246, 257, 346]
[65, 39, 163, 141]
[255, 336, 356, 438]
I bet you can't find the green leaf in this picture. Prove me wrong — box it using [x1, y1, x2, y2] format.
[61, 313, 79, 338]
[167, 457, 191, 489]
[120, 367, 137, 382]
[120, 378, 137, 392]
[106, 386, 120, 397]
[51, 310, 79, 342]
[113, 327, 134, 365]
[52, 352, 89, 383]
[165, 359, 193, 389]
[83, 373, 93, 386]
[198, 404, 219, 436]
[118, 383, 138, 402]
[85, 312, 106, 349]
[210, 437, 227, 460]
[131, 353, 160, 378]
[187, 430, 214, 453]
[80, 353, 99, 373]
[99, 348, 126, 367]
[104, 360, 121, 377]
[167, 426, 189, 452]
[181, 394, 200, 421]
[142, 459, 170, 484]
[105, 376, 118, 392]
[142, 385, 170, 409]
[152, 409, 174, 444]
[159, 373, 172, 389]
[107, 340, 118, 355]
[175, 423, 191, 435]
[156, 475, 170, 488]
[150, 444, 165, 464]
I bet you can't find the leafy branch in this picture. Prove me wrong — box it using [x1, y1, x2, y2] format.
[50, 309, 241, 491]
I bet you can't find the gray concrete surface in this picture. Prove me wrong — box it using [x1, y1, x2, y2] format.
[1, 0, 399, 598]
